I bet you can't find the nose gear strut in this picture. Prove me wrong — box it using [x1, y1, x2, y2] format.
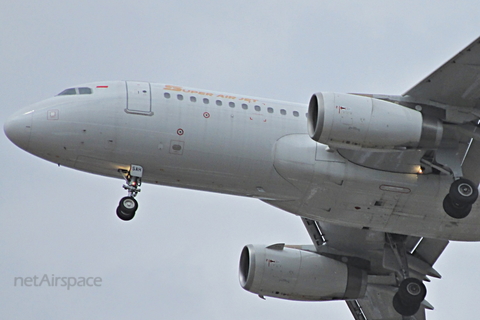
[116, 164, 143, 221]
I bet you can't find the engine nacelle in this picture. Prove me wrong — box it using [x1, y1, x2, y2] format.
[239, 244, 367, 301]
[307, 92, 443, 150]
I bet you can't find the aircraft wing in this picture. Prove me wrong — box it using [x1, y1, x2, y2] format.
[404, 36, 480, 109]
[302, 218, 448, 320]
[334, 37, 480, 180]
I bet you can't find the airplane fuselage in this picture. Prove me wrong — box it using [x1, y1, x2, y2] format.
[5, 81, 479, 240]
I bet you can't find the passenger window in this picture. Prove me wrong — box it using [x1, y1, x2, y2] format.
[78, 87, 92, 94]
[190, 96, 197, 102]
[280, 109, 286, 115]
[164, 92, 171, 99]
[177, 94, 184, 101]
[229, 102, 235, 108]
[267, 107, 274, 113]
[242, 103, 248, 110]
[216, 100, 222, 106]
[57, 88, 77, 96]
[203, 98, 209, 104]
[255, 105, 261, 112]
[293, 111, 299, 117]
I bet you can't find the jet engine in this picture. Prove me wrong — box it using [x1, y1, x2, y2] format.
[239, 244, 367, 301]
[307, 93, 443, 150]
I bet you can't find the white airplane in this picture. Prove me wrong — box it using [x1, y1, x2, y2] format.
[5, 37, 480, 319]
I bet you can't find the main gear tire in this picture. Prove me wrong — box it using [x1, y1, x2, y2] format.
[393, 293, 420, 317]
[443, 194, 472, 219]
[449, 178, 478, 205]
[398, 278, 426, 304]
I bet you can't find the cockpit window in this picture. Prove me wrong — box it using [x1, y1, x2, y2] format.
[57, 88, 77, 96]
[78, 87, 92, 94]
[56, 87, 93, 96]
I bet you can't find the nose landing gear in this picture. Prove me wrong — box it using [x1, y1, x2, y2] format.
[116, 165, 143, 221]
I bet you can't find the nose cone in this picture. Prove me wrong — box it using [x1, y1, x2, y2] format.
[4, 110, 33, 151]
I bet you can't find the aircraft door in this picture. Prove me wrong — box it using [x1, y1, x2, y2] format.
[126, 81, 152, 114]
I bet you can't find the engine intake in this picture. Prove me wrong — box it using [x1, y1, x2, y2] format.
[239, 244, 367, 301]
[307, 93, 443, 150]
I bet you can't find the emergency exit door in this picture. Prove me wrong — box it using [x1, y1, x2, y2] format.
[126, 81, 152, 114]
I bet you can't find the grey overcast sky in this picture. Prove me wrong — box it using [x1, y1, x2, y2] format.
[2, 1, 480, 319]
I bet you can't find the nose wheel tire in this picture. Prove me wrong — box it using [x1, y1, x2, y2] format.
[116, 206, 136, 221]
[449, 178, 478, 204]
[119, 196, 138, 213]
[116, 196, 138, 221]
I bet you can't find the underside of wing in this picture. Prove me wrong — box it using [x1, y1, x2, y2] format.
[302, 218, 448, 320]
[404, 36, 480, 109]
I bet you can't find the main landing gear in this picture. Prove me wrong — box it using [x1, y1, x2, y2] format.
[393, 278, 427, 316]
[387, 234, 427, 317]
[443, 178, 478, 219]
[116, 164, 143, 221]
[422, 151, 479, 219]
